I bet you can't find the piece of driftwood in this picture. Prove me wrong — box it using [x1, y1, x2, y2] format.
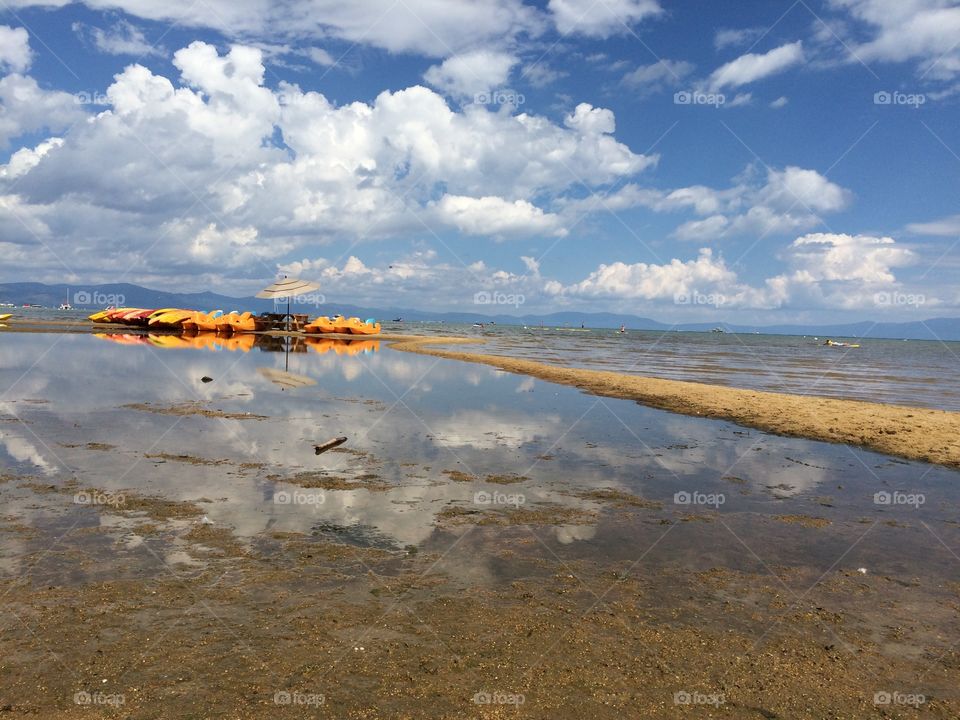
[315, 436, 348, 455]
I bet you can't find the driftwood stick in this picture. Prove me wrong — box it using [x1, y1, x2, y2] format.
[315, 436, 348, 455]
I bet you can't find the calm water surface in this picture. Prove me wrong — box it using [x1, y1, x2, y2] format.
[1, 331, 958, 587]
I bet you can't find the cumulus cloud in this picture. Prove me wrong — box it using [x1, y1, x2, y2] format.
[759, 233, 919, 309]
[557, 248, 739, 300]
[708, 41, 804, 90]
[432, 195, 567, 238]
[548, 0, 662, 36]
[785, 232, 915, 283]
[563, 165, 851, 242]
[423, 49, 517, 99]
[549, 233, 922, 312]
[0, 42, 654, 283]
[0, 73, 86, 148]
[0, 25, 32, 72]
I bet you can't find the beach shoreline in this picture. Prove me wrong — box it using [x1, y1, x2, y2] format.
[387, 336, 960, 470]
[4, 320, 958, 468]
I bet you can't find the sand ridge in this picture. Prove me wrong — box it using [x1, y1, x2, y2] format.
[388, 336, 960, 470]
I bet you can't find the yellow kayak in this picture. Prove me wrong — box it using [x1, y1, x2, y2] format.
[0, 313, 12, 322]
[148, 309, 194, 328]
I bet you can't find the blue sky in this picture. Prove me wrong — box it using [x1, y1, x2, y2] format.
[0, 0, 957, 322]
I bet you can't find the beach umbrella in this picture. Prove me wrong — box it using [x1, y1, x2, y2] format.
[255, 277, 320, 332]
[258, 367, 317, 391]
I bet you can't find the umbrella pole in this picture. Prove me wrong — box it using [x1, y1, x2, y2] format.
[286, 298, 290, 333]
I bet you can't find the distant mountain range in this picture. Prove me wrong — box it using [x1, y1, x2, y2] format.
[2, 281, 959, 341]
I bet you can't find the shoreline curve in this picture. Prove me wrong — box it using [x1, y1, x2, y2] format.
[387, 335, 960, 470]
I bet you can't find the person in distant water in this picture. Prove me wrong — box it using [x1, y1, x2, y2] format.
[581, 322, 585, 329]
[619, 324, 626, 333]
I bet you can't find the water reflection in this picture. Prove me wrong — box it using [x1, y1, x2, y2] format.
[94, 331, 381, 357]
[1, 332, 958, 583]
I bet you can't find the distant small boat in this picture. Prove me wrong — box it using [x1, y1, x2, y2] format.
[711, 327, 726, 333]
[392, 317, 403, 322]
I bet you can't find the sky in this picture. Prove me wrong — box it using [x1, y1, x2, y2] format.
[0, 0, 957, 323]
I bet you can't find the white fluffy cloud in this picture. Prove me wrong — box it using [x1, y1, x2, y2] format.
[0, 73, 86, 148]
[566, 165, 851, 242]
[831, 0, 960, 78]
[708, 41, 804, 90]
[432, 194, 567, 238]
[557, 248, 738, 300]
[423, 49, 517, 99]
[548, 233, 922, 311]
[785, 232, 915, 283]
[548, 0, 662, 36]
[0, 41, 654, 283]
[0, 25, 32, 72]
[759, 233, 919, 309]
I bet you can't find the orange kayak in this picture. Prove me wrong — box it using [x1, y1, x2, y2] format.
[305, 315, 378, 334]
[346, 318, 380, 335]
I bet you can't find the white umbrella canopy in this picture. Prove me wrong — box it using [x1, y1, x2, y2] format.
[255, 277, 320, 331]
[255, 277, 320, 300]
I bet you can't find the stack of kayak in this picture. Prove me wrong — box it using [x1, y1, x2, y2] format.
[88, 307, 269, 335]
[304, 316, 381, 335]
[89, 308, 381, 336]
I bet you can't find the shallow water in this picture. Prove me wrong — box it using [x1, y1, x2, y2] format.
[1, 331, 958, 587]
[388, 321, 960, 411]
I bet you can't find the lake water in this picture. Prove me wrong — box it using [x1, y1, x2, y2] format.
[2, 331, 958, 585]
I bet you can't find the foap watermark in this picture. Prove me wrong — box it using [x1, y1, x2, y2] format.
[874, 490, 924, 508]
[73, 691, 125, 708]
[74, 490, 125, 508]
[674, 491, 725, 508]
[473, 89, 525, 108]
[274, 690, 325, 706]
[74, 290, 125, 307]
[874, 90, 926, 108]
[474, 290, 525, 308]
[273, 292, 326, 310]
[674, 90, 725, 108]
[674, 690, 725, 707]
[874, 690, 925, 707]
[473, 690, 525, 706]
[474, 490, 525, 508]
[74, 91, 110, 106]
[674, 290, 726, 307]
[274, 490, 326, 506]
[874, 291, 925, 308]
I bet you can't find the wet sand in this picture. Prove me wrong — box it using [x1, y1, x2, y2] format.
[389, 336, 960, 470]
[3, 475, 959, 718]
